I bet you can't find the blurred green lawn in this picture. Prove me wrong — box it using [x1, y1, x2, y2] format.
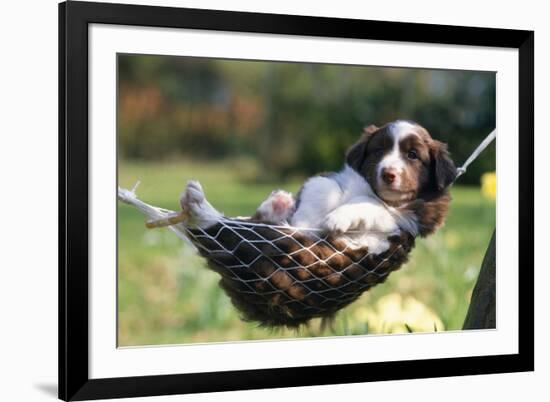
[118, 159, 495, 346]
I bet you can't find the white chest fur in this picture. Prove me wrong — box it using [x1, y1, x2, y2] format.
[291, 165, 418, 254]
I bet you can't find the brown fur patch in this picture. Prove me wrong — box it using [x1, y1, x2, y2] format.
[402, 192, 452, 237]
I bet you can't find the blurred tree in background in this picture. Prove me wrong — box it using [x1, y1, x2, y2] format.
[118, 54, 495, 184]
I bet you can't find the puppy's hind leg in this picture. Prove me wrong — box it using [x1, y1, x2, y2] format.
[180, 180, 223, 228]
[252, 190, 295, 224]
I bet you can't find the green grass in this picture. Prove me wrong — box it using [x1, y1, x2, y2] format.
[118, 159, 495, 346]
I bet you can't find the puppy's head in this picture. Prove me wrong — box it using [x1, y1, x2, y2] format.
[346, 120, 456, 205]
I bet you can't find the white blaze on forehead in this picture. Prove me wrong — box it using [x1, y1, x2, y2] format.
[377, 121, 419, 184]
[391, 120, 418, 141]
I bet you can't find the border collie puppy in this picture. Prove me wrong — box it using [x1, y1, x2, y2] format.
[249, 120, 455, 251]
[181, 120, 456, 254]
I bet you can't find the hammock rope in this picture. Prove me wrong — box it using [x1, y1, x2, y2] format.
[455, 129, 496, 180]
[117, 129, 495, 326]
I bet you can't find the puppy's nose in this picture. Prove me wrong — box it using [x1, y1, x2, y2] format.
[382, 168, 397, 184]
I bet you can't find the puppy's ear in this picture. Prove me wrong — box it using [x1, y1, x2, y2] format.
[346, 124, 378, 171]
[430, 140, 457, 191]
[346, 141, 367, 171]
[363, 124, 379, 136]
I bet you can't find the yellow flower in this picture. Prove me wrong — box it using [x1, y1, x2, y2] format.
[481, 172, 496, 200]
[354, 293, 444, 334]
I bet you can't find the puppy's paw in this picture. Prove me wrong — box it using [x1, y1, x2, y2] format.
[180, 180, 205, 210]
[270, 190, 295, 215]
[253, 190, 295, 223]
[322, 211, 354, 234]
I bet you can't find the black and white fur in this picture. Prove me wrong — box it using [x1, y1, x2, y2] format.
[181, 120, 455, 254]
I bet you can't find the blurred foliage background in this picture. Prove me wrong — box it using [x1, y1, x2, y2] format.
[117, 54, 496, 346]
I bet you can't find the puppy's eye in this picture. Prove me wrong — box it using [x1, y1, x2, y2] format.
[407, 149, 418, 160]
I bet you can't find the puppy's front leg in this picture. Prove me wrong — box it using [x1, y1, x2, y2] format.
[322, 199, 399, 235]
[322, 205, 358, 234]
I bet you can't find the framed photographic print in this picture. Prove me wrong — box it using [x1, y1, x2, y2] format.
[59, 1, 534, 400]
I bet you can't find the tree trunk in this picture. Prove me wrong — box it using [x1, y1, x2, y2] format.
[463, 230, 496, 330]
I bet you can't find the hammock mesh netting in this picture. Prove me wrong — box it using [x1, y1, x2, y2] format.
[118, 187, 415, 327]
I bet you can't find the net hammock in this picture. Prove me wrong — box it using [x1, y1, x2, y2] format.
[117, 130, 495, 327]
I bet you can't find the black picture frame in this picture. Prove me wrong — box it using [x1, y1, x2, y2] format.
[59, 1, 534, 400]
